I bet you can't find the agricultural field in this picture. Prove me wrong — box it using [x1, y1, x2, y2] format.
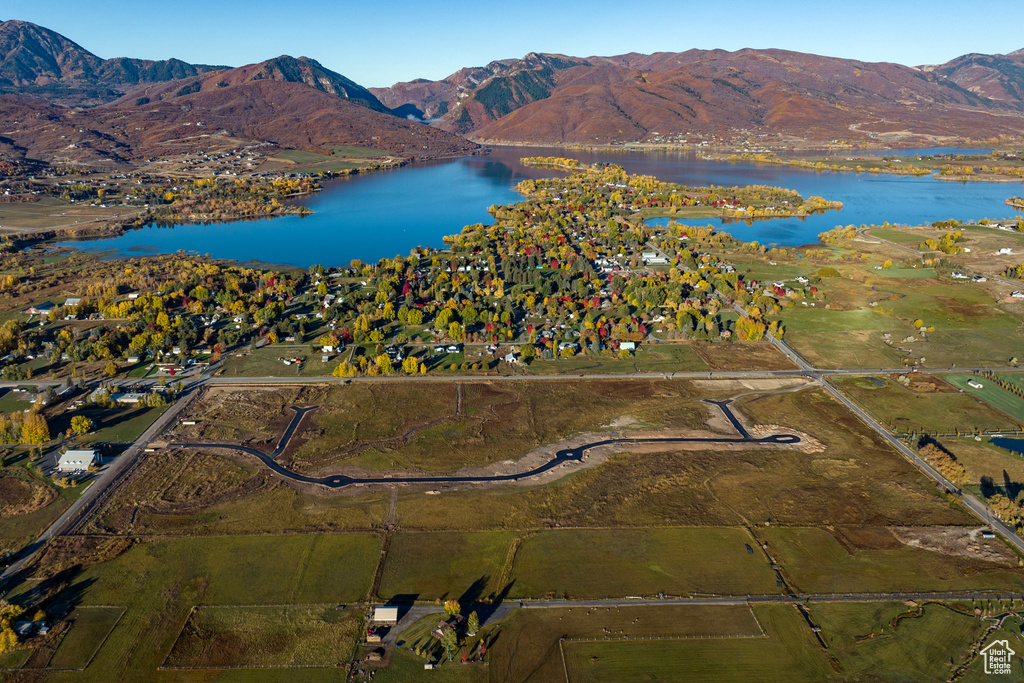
[164, 604, 360, 668]
[690, 341, 797, 371]
[217, 346, 338, 377]
[833, 375, 1018, 434]
[85, 450, 390, 535]
[1, 535, 380, 679]
[47, 606, 126, 670]
[509, 528, 779, 598]
[0, 196, 140, 231]
[946, 374, 1024, 423]
[494, 604, 830, 683]
[763, 526, 1024, 594]
[812, 600, 998, 681]
[380, 531, 516, 601]
[257, 149, 369, 173]
[768, 243, 1024, 369]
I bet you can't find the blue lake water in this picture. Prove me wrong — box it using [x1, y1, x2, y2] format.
[990, 437, 1024, 455]
[57, 146, 1022, 267]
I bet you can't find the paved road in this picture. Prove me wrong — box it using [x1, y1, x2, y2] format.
[519, 589, 1024, 609]
[199, 365, 1021, 386]
[170, 400, 800, 490]
[0, 390, 196, 591]
[1, 365, 1020, 394]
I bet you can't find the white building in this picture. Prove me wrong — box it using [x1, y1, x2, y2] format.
[57, 449, 97, 472]
[373, 606, 399, 625]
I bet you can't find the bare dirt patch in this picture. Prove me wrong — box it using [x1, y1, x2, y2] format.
[888, 526, 1018, 565]
[691, 378, 810, 392]
[901, 374, 959, 394]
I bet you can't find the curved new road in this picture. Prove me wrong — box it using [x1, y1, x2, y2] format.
[169, 399, 801, 490]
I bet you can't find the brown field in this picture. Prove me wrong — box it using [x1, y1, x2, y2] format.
[173, 380, 714, 475]
[691, 341, 798, 370]
[394, 386, 977, 532]
[84, 449, 390, 536]
[0, 474, 53, 515]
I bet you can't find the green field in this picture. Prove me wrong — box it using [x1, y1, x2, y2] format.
[219, 347, 337, 377]
[780, 307, 896, 333]
[833, 375, 1017, 433]
[944, 437, 1024, 490]
[876, 267, 938, 278]
[325, 144, 389, 158]
[72, 405, 168, 444]
[0, 648, 32, 670]
[523, 343, 709, 375]
[382, 528, 778, 601]
[3, 534, 381, 680]
[48, 606, 125, 669]
[494, 604, 830, 683]
[788, 329, 908, 369]
[764, 526, 1024, 594]
[946, 374, 1024, 423]
[511, 528, 780, 598]
[164, 604, 360, 668]
[269, 149, 363, 172]
[869, 228, 932, 245]
[813, 601, 990, 682]
[380, 531, 515, 601]
[0, 390, 34, 413]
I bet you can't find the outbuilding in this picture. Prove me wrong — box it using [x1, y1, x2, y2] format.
[373, 606, 399, 625]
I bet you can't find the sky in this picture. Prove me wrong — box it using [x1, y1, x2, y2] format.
[4, 0, 1023, 87]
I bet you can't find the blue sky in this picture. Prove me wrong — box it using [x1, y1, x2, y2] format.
[4, 0, 1022, 87]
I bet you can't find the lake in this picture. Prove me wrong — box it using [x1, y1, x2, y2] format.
[990, 437, 1024, 455]
[56, 146, 1022, 267]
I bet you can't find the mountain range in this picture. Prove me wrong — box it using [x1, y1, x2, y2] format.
[1, 18, 1023, 171]
[374, 48, 1024, 144]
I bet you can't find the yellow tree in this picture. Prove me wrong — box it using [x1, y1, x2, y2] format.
[21, 411, 49, 444]
[70, 415, 93, 435]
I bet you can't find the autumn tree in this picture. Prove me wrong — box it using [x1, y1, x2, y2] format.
[70, 415, 93, 436]
[21, 411, 49, 444]
[443, 600, 461, 618]
[0, 600, 23, 654]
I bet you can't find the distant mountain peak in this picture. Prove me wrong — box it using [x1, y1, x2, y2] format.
[0, 19, 225, 105]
